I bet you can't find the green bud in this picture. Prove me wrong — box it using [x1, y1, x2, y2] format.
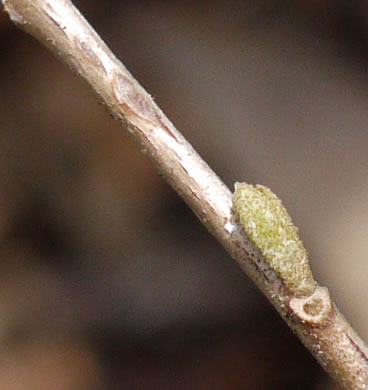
[233, 183, 315, 295]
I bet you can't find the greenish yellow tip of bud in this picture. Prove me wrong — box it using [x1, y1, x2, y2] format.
[233, 182, 315, 294]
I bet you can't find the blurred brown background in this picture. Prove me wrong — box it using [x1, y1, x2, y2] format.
[1, 0, 368, 389]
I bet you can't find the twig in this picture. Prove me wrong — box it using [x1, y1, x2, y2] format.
[2, 0, 368, 388]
